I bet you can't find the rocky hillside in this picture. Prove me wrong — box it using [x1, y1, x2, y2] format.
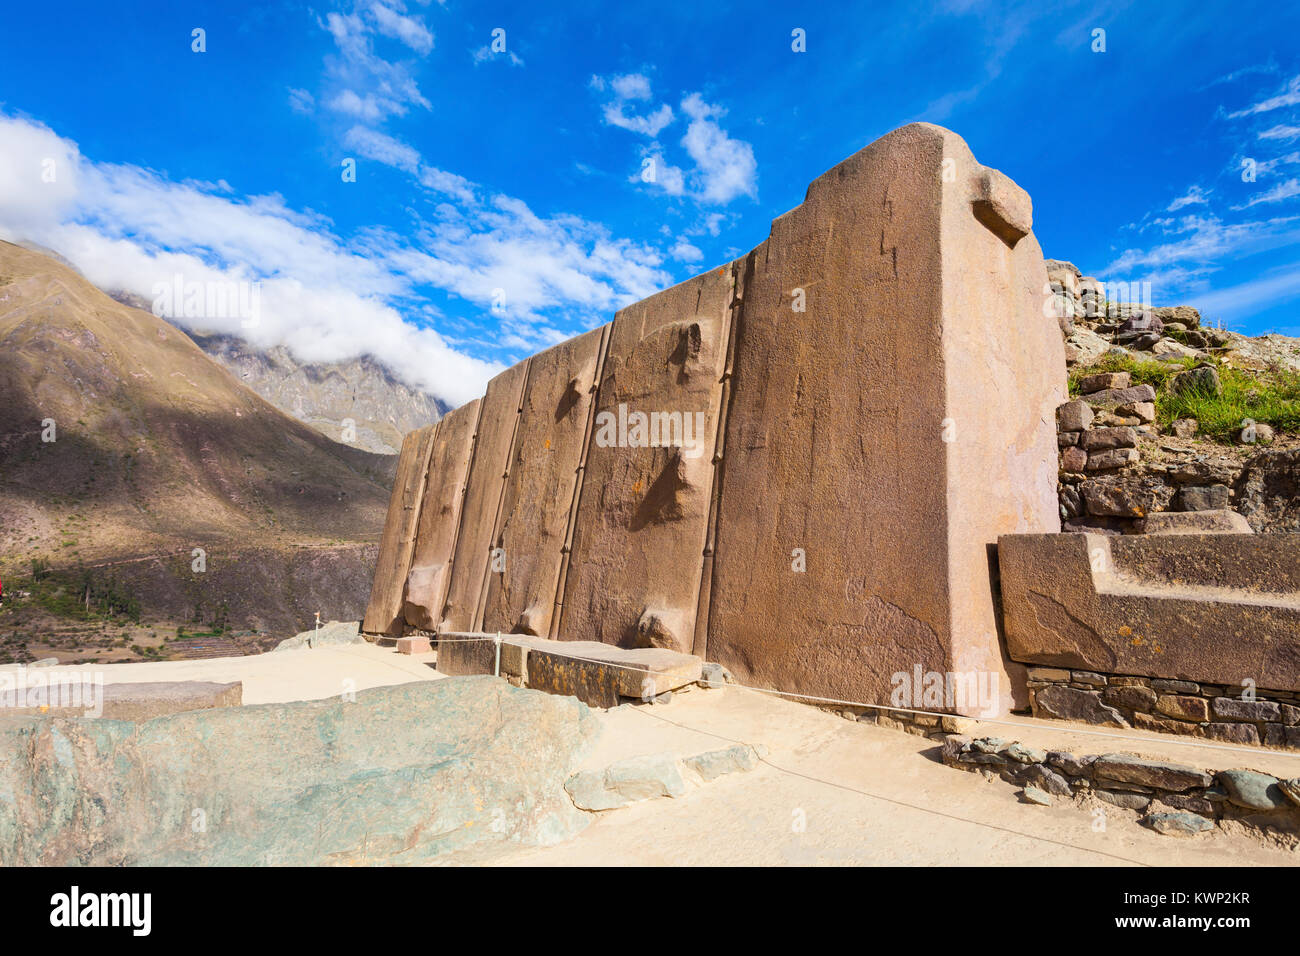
[1047, 259, 1299, 534]
[107, 290, 444, 454]
[183, 332, 443, 455]
[0, 240, 397, 639]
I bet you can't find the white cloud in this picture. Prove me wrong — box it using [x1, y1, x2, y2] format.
[1259, 124, 1300, 142]
[680, 94, 757, 204]
[369, 1, 434, 55]
[340, 126, 475, 203]
[1233, 178, 1300, 209]
[1105, 213, 1300, 296]
[0, 112, 681, 406]
[1167, 185, 1210, 211]
[597, 73, 675, 137]
[669, 239, 703, 262]
[1228, 74, 1300, 117]
[1189, 266, 1300, 319]
[611, 74, 652, 101]
[343, 125, 421, 173]
[329, 89, 386, 121]
[1257, 151, 1300, 175]
[632, 149, 685, 196]
[472, 46, 525, 68]
[387, 195, 672, 348]
[593, 79, 757, 207]
[417, 165, 476, 203]
[288, 88, 315, 114]
[1199, 59, 1279, 91]
[319, 7, 431, 122]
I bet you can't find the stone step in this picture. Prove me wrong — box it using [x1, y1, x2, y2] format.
[437, 633, 702, 708]
[2, 680, 242, 720]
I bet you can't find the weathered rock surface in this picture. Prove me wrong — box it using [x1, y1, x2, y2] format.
[1217, 769, 1289, 810]
[1081, 384, 1156, 407]
[437, 633, 703, 708]
[999, 532, 1300, 688]
[362, 425, 438, 636]
[480, 328, 608, 638]
[366, 123, 1071, 714]
[272, 619, 365, 651]
[403, 399, 480, 630]
[1033, 685, 1128, 727]
[1234, 449, 1300, 533]
[1057, 399, 1095, 432]
[440, 362, 531, 633]
[1092, 754, 1212, 791]
[1138, 509, 1253, 535]
[1144, 811, 1213, 836]
[565, 752, 687, 810]
[559, 265, 734, 653]
[1172, 366, 1222, 397]
[706, 123, 1063, 713]
[564, 744, 759, 811]
[0, 678, 597, 865]
[5, 680, 242, 720]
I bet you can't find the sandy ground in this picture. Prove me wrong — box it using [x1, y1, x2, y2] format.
[482, 685, 1300, 867]
[0, 643, 442, 704]
[9, 646, 1297, 865]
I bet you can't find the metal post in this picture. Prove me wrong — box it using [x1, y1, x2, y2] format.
[494, 632, 502, 677]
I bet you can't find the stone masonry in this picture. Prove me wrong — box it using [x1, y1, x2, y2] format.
[363, 122, 1066, 716]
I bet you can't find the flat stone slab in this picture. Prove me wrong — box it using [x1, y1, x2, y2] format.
[1, 681, 242, 721]
[564, 744, 760, 811]
[437, 633, 702, 708]
[999, 532, 1300, 689]
[1092, 754, 1212, 792]
[272, 620, 365, 652]
[528, 642, 702, 708]
[0, 679, 596, 865]
[1139, 509, 1253, 535]
[396, 636, 432, 655]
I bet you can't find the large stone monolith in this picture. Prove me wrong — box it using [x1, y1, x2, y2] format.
[440, 362, 531, 633]
[480, 327, 608, 637]
[362, 423, 439, 636]
[705, 123, 1064, 714]
[558, 264, 737, 653]
[403, 399, 480, 630]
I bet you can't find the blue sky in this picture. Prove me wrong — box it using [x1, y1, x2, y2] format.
[2, 0, 1299, 405]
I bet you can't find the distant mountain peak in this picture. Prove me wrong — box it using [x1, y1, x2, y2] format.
[103, 292, 446, 455]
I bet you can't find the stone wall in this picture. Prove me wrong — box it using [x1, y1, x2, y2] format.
[941, 734, 1300, 836]
[1054, 369, 1296, 535]
[1027, 667, 1300, 749]
[998, 531, 1300, 749]
[1045, 258, 1298, 536]
[362, 122, 1066, 715]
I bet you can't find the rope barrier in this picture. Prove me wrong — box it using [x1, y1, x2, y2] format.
[628, 704, 1155, 867]
[428, 632, 1300, 761]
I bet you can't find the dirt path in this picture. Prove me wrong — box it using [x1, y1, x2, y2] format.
[485, 686, 1299, 866]
[12, 648, 1295, 865]
[2, 643, 442, 704]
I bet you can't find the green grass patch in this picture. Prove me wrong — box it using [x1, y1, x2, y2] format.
[1069, 353, 1300, 441]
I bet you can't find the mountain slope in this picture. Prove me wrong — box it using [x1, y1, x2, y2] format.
[0, 240, 394, 573]
[186, 331, 445, 455]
